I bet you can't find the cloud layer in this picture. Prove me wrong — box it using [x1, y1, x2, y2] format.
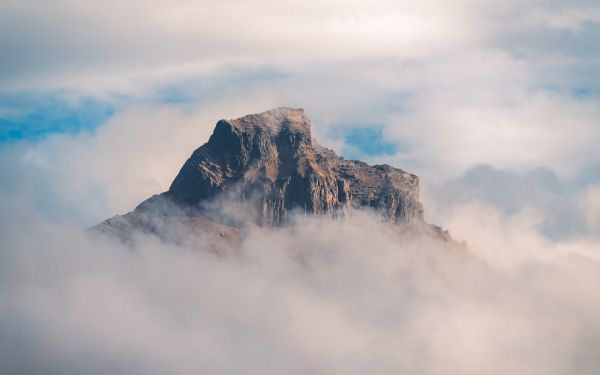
[1, 202, 599, 374]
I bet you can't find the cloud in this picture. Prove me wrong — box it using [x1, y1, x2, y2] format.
[1, 194, 599, 374]
[0, 0, 475, 90]
[1, 0, 598, 92]
[380, 88, 600, 182]
[583, 184, 600, 233]
[424, 164, 596, 240]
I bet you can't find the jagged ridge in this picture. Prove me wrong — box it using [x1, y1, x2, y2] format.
[96, 107, 447, 240]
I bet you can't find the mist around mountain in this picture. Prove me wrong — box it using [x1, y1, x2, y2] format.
[94, 107, 449, 245]
[1, 108, 599, 375]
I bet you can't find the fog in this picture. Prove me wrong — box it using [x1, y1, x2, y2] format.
[1, 184, 599, 374]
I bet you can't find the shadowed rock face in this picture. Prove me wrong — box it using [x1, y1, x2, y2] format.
[96, 107, 446, 241]
[163, 107, 423, 225]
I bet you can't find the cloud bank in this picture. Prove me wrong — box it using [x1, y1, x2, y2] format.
[1, 200, 599, 374]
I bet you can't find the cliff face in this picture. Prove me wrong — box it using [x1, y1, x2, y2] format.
[97, 107, 444, 240]
[162, 107, 422, 225]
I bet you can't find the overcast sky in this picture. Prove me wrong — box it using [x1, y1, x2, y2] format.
[1, 0, 599, 230]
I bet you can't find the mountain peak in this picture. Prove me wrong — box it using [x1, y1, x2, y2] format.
[164, 108, 427, 226]
[227, 107, 310, 135]
[95, 108, 449, 241]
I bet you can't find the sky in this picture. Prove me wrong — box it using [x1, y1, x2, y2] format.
[1, 0, 599, 234]
[1, 0, 600, 374]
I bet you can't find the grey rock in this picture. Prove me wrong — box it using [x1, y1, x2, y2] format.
[95, 107, 448, 240]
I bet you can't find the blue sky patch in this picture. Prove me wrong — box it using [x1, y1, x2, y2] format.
[572, 87, 594, 99]
[332, 125, 398, 159]
[0, 91, 119, 142]
[0, 67, 289, 143]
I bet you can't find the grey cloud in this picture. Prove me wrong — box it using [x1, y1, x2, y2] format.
[1, 0, 599, 92]
[495, 19, 600, 58]
[430, 164, 597, 240]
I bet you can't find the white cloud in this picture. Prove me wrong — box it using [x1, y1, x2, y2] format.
[1, 199, 599, 374]
[1, 0, 598, 92]
[382, 87, 600, 181]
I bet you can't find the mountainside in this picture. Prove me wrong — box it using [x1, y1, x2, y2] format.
[95, 107, 447, 241]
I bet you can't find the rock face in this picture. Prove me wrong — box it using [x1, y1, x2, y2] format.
[96, 107, 446, 240]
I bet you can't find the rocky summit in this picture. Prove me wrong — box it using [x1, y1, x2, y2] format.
[96, 107, 448, 241]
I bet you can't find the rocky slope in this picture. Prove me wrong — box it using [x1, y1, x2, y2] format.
[96, 107, 447, 241]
